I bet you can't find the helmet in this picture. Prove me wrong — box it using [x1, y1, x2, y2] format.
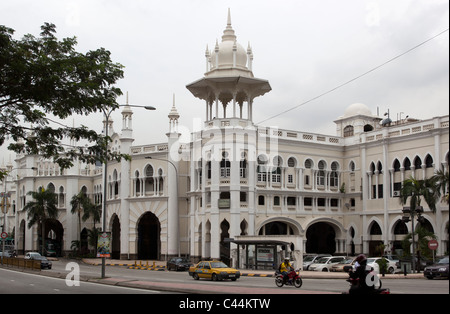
[284, 257, 290, 261]
[354, 254, 367, 264]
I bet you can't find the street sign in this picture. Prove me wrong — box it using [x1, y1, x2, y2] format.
[428, 239, 438, 250]
[1, 232, 7, 239]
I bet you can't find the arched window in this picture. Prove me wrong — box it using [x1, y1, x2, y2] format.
[272, 156, 282, 183]
[414, 156, 422, 169]
[257, 154, 268, 182]
[393, 159, 401, 172]
[425, 154, 433, 168]
[145, 165, 155, 194]
[330, 162, 339, 187]
[58, 186, 65, 208]
[240, 158, 247, 178]
[403, 158, 411, 171]
[344, 125, 354, 137]
[220, 152, 231, 178]
[287, 157, 296, 168]
[135, 170, 141, 195]
[317, 160, 326, 186]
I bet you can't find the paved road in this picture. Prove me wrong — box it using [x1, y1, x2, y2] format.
[2, 259, 448, 294]
[0, 267, 166, 294]
[49, 259, 450, 294]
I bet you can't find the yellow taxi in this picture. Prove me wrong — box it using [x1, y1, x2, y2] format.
[188, 260, 240, 281]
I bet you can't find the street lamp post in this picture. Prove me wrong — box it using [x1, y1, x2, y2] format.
[101, 104, 155, 278]
[402, 206, 424, 273]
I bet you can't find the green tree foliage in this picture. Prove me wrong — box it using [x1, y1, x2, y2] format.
[23, 187, 58, 255]
[0, 23, 126, 178]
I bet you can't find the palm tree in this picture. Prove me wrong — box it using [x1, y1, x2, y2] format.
[401, 226, 437, 259]
[70, 190, 88, 253]
[23, 187, 58, 256]
[81, 198, 102, 230]
[82, 199, 102, 255]
[431, 165, 449, 205]
[399, 176, 439, 214]
[399, 176, 439, 272]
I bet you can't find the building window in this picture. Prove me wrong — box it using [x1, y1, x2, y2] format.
[220, 156, 231, 178]
[425, 154, 433, 168]
[274, 196, 280, 206]
[330, 198, 339, 207]
[317, 198, 325, 207]
[257, 155, 268, 182]
[287, 197, 296, 206]
[304, 197, 312, 206]
[240, 159, 247, 178]
[344, 125, 354, 137]
[288, 174, 293, 183]
[288, 157, 296, 167]
[393, 159, 401, 172]
[258, 195, 265, 205]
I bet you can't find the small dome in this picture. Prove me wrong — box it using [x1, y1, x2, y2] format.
[211, 40, 247, 69]
[209, 9, 249, 71]
[343, 103, 373, 118]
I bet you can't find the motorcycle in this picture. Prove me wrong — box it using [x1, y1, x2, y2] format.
[275, 268, 303, 288]
[345, 271, 390, 294]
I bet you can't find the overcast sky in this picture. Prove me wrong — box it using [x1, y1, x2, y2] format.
[1, 0, 449, 163]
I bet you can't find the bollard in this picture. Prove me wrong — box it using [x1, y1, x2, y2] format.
[153, 261, 156, 268]
[403, 264, 407, 276]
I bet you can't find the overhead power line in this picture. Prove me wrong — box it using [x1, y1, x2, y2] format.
[257, 28, 449, 125]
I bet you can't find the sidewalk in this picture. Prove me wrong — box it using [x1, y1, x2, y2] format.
[81, 258, 424, 279]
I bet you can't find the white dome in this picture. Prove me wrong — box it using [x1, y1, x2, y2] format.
[207, 9, 250, 73]
[343, 103, 373, 118]
[211, 40, 247, 69]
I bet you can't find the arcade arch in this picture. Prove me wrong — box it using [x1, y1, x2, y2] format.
[137, 212, 161, 260]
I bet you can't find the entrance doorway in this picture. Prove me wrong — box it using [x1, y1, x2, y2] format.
[137, 212, 160, 260]
[306, 222, 336, 254]
[111, 215, 121, 259]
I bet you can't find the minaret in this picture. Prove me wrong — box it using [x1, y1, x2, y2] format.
[186, 9, 269, 264]
[119, 92, 134, 259]
[167, 94, 180, 257]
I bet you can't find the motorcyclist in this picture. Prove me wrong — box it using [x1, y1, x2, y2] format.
[279, 257, 293, 283]
[348, 254, 376, 294]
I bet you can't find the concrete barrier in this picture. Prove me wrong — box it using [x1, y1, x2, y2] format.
[2, 257, 41, 270]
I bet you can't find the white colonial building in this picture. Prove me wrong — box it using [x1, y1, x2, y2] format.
[1, 11, 448, 269]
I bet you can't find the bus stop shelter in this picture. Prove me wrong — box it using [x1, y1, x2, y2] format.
[225, 237, 292, 270]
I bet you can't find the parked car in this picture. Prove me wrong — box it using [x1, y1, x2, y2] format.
[383, 254, 400, 264]
[308, 256, 346, 272]
[396, 256, 432, 272]
[330, 257, 355, 272]
[303, 254, 332, 270]
[424, 256, 449, 280]
[24, 252, 52, 269]
[188, 260, 240, 281]
[167, 257, 192, 271]
[367, 257, 397, 274]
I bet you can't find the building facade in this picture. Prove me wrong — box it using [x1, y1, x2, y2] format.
[1, 11, 448, 268]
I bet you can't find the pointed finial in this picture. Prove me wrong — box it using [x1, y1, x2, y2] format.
[126, 91, 129, 105]
[222, 8, 236, 42]
[227, 8, 232, 28]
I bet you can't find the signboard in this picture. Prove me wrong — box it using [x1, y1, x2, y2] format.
[97, 232, 111, 257]
[428, 239, 438, 251]
[218, 199, 230, 209]
[1, 232, 7, 240]
[256, 247, 274, 263]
